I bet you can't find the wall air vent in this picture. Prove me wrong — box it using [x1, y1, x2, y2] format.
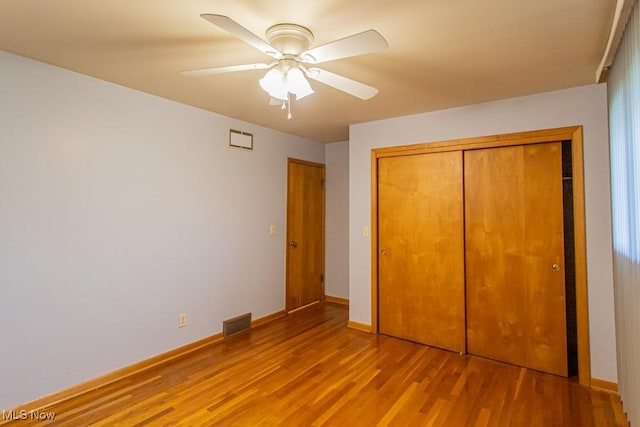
[229, 129, 253, 150]
[223, 312, 252, 338]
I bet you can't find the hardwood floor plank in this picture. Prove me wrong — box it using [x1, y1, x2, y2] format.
[3, 303, 628, 426]
[375, 381, 419, 426]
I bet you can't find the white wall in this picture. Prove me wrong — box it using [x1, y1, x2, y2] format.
[0, 51, 324, 410]
[348, 84, 618, 382]
[324, 141, 349, 299]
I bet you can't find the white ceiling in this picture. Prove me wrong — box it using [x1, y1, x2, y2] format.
[0, 0, 616, 142]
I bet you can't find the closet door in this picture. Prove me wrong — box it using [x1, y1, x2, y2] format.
[286, 159, 325, 311]
[378, 151, 465, 353]
[465, 142, 568, 376]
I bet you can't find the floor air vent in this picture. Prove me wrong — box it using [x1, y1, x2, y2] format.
[223, 313, 252, 338]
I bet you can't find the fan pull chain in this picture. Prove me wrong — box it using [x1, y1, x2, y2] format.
[286, 93, 292, 119]
[277, 96, 293, 119]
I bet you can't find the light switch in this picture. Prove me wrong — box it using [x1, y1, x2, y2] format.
[269, 224, 276, 234]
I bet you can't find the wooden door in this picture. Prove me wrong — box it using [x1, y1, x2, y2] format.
[378, 152, 466, 352]
[465, 142, 568, 376]
[286, 159, 325, 311]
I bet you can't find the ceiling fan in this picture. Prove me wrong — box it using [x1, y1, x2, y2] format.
[183, 14, 388, 117]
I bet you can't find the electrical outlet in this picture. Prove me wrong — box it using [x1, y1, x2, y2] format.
[179, 313, 187, 328]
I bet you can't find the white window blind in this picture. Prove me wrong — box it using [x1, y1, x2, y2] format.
[609, 1, 640, 263]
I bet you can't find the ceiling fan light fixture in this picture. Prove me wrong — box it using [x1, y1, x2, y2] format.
[259, 64, 314, 102]
[287, 67, 314, 100]
[259, 68, 288, 100]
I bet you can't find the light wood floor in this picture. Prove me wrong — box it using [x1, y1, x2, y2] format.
[5, 302, 628, 426]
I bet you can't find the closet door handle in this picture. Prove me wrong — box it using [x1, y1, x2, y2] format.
[551, 263, 560, 271]
[380, 249, 387, 256]
[289, 241, 298, 248]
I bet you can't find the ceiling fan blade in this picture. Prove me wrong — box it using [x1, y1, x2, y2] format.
[182, 63, 270, 76]
[306, 68, 379, 100]
[200, 14, 281, 59]
[301, 30, 388, 64]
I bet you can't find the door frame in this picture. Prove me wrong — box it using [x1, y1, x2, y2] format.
[285, 157, 326, 312]
[370, 126, 590, 386]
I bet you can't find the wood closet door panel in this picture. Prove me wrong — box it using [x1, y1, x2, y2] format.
[378, 151, 465, 353]
[464, 142, 568, 376]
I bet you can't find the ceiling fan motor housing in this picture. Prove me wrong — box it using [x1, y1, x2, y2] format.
[265, 24, 314, 56]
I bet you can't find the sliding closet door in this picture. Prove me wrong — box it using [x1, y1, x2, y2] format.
[378, 151, 465, 353]
[465, 142, 568, 376]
